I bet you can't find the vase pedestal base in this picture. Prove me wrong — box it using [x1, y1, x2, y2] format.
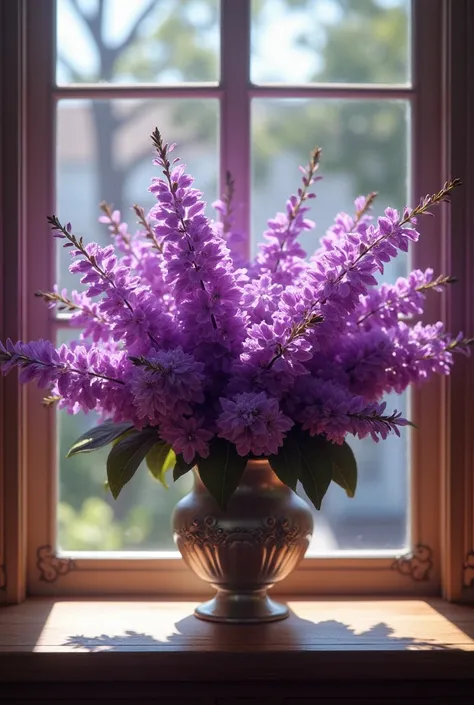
[194, 588, 289, 624]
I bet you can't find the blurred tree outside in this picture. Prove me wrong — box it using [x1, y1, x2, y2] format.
[251, 0, 409, 251]
[58, 0, 219, 214]
[56, 0, 410, 552]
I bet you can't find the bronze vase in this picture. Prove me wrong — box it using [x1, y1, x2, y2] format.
[172, 458, 313, 623]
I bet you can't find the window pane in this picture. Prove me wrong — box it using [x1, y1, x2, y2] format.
[56, 98, 219, 293]
[56, 326, 194, 552]
[251, 98, 409, 265]
[251, 0, 411, 85]
[304, 416, 410, 554]
[55, 98, 218, 552]
[252, 98, 410, 553]
[56, 0, 219, 84]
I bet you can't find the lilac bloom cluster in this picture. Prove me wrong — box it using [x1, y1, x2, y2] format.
[0, 338, 128, 414]
[311, 192, 376, 261]
[217, 391, 293, 456]
[251, 148, 321, 288]
[352, 268, 455, 331]
[148, 132, 248, 373]
[0, 129, 469, 471]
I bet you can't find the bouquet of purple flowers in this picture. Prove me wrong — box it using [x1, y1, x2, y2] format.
[1, 129, 470, 511]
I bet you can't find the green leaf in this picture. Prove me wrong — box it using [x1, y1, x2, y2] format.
[173, 454, 195, 482]
[67, 421, 134, 458]
[197, 437, 247, 510]
[268, 428, 301, 491]
[330, 441, 358, 498]
[106, 429, 158, 499]
[146, 443, 176, 488]
[294, 429, 333, 511]
[111, 428, 135, 447]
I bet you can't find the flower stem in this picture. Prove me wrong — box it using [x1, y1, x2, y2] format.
[0, 350, 125, 385]
[356, 274, 456, 326]
[133, 203, 163, 253]
[353, 191, 377, 228]
[35, 290, 107, 322]
[273, 147, 321, 274]
[47, 215, 161, 347]
[99, 201, 131, 248]
[221, 170, 235, 236]
[47, 215, 134, 314]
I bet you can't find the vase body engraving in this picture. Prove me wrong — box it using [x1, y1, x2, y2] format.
[173, 459, 313, 623]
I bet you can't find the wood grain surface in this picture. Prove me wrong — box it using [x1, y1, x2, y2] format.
[0, 596, 473, 689]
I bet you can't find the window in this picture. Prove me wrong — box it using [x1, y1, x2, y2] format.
[2, 0, 473, 602]
[55, 0, 412, 559]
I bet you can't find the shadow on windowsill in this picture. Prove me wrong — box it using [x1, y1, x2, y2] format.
[63, 609, 458, 653]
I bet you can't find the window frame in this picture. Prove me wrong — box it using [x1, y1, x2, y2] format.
[1, 0, 473, 603]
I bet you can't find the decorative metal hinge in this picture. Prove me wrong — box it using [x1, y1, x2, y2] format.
[391, 543, 433, 581]
[463, 550, 474, 588]
[36, 545, 76, 583]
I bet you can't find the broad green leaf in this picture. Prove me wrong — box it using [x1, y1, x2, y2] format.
[294, 430, 333, 511]
[330, 441, 358, 498]
[106, 429, 158, 499]
[111, 428, 135, 447]
[146, 443, 176, 488]
[197, 437, 247, 510]
[173, 454, 195, 482]
[67, 421, 134, 458]
[268, 428, 300, 491]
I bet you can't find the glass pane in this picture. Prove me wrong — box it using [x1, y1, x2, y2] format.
[56, 0, 219, 84]
[251, 98, 409, 267]
[56, 327, 194, 552]
[252, 98, 410, 553]
[56, 98, 219, 293]
[251, 0, 411, 84]
[304, 418, 409, 554]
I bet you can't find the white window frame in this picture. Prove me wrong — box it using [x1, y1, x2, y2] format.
[2, 0, 473, 602]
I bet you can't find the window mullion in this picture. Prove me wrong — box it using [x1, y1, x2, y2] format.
[440, 0, 474, 603]
[0, 0, 28, 606]
[220, 0, 251, 257]
[410, 0, 445, 589]
[25, 0, 57, 601]
[52, 85, 222, 100]
[249, 85, 414, 99]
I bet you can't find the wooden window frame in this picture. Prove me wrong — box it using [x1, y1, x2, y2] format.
[1, 0, 473, 604]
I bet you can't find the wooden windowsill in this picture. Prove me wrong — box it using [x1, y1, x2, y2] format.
[0, 596, 473, 685]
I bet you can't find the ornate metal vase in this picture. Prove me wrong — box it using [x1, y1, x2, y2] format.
[172, 458, 313, 623]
